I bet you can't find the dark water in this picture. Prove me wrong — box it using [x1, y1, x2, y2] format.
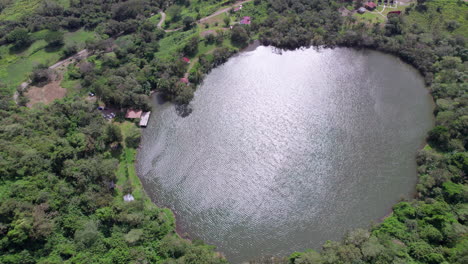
[137, 47, 434, 263]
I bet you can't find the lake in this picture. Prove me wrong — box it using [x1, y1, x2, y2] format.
[137, 46, 434, 263]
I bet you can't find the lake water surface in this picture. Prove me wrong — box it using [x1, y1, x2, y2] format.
[137, 47, 434, 263]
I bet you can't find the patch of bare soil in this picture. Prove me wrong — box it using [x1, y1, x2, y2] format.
[199, 15, 226, 27]
[201, 30, 217, 37]
[339, 6, 353, 16]
[25, 75, 67, 108]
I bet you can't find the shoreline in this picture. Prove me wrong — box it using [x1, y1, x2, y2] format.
[133, 40, 265, 244]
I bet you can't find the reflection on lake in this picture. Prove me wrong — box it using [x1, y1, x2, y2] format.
[137, 47, 434, 263]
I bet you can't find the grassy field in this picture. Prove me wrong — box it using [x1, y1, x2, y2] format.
[0, 29, 95, 93]
[0, 0, 42, 21]
[0, 0, 72, 21]
[155, 0, 266, 61]
[404, 0, 468, 36]
[164, 0, 233, 30]
[350, 0, 467, 35]
[109, 121, 176, 226]
[115, 122, 144, 200]
[115, 121, 165, 211]
[354, 2, 408, 24]
[155, 29, 198, 59]
[148, 13, 161, 24]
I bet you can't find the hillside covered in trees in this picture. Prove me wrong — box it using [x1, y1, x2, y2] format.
[0, 0, 466, 263]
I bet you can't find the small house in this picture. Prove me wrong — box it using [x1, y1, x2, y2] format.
[365, 2, 377, 10]
[180, 77, 189, 84]
[240, 16, 251, 25]
[358, 7, 366, 14]
[182, 57, 190, 63]
[125, 109, 142, 119]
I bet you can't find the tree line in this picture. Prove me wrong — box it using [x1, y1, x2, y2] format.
[0, 0, 466, 263]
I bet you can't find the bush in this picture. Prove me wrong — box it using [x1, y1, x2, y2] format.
[6, 28, 31, 48]
[30, 67, 55, 85]
[205, 33, 215, 44]
[125, 126, 141, 149]
[183, 16, 195, 30]
[62, 17, 82, 30]
[428, 125, 450, 150]
[63, 45, 78, 58]
[183, 36, 199, 56]
[230, 25, 249, 46]
[223, 16, 230, 27]
[45, 31, 65, 47]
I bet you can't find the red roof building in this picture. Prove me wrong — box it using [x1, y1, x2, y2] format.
[388, 10, 401, 15]
[365, 2, 377, 10]
[180, 78, 189, 84]
[240, 16, 251, 25]
[182, 57, 190, 63]
[125, 109, 142, 119]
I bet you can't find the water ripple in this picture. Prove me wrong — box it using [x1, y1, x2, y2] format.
[137, 47, 434, 263]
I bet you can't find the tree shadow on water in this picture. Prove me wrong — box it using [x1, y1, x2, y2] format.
[175, 104, 193, 118]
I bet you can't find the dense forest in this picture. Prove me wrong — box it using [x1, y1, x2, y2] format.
[0, 0, 467, 263]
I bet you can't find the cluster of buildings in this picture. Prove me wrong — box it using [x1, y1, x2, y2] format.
[233, 3, 251, 25]
[240, 16, 251, 25]
[357, 0, 401, 16]
[125, 109, 151, 127]
[358, 2, 377, 13]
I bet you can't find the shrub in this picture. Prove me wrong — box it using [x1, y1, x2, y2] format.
[30, 67, 56, 85]
[45, 31, 65, 47]
[6, 28, 31, 48]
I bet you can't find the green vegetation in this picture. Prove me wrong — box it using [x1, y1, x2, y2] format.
[0, 0, 42, 21]
[0, 29, 95, 92]
[253, 0, 467, 263]
[0, 96, 226, 263]
[405, 0, 468, 36]
[0, 0, 466, 263]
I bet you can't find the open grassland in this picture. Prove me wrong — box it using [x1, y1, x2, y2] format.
[154, 0, 266, 62]
[0, 0, 42, 21]
[404, 0, 468, 36]
[350, 0, 467, 35]
[155, 30, 199, 59]
[354, 2, 410, 24]
[115, 121, 168, 211]
[0, 0, 71, 21]
[0, 29, 95, 92]
[164, 0, 233, 30]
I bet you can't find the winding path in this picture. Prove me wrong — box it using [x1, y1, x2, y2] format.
[50, 49, 89, 70]
[157, 11, 166, 29]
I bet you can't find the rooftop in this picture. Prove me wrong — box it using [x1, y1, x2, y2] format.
[125, 109, 142, 119]
[365, 2, 377, 8]
[240, 16, 251, 25]
[139, 111, 151, 127]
